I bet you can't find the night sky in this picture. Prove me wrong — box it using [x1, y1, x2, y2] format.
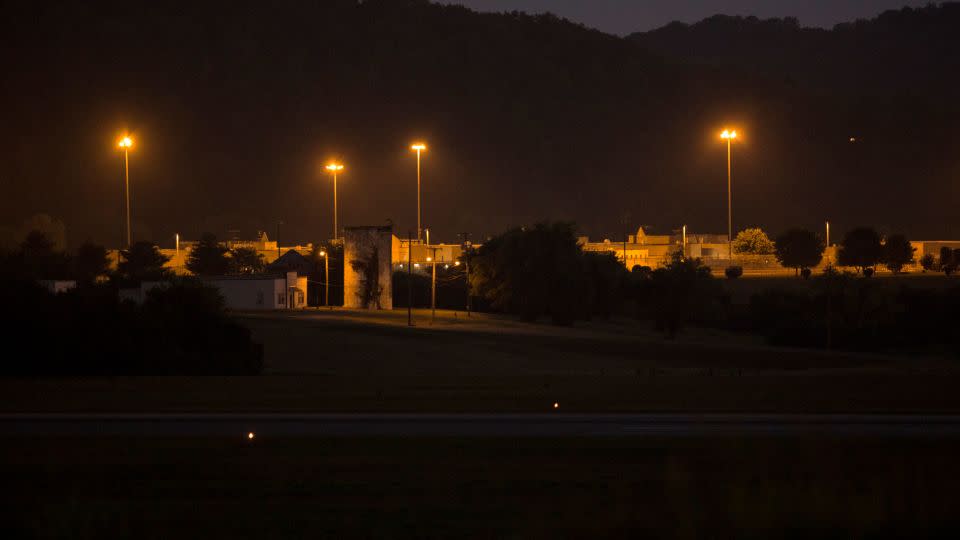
[1, 1, 956, 249]
[437, 0, 933, 35]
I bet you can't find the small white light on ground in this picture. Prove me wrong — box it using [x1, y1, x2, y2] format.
[247, 432, 255, 440]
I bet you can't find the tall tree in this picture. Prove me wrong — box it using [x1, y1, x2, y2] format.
[838, 228, 883, 274]
[20, 230, 70, 279]
[469, 222, 589, 325]
[229, 247, 265, 274]
[186, 233, 230, 276]
[649, 252, 721, 338]
[774, 229, 824, 275]
[882, 234, 915, 274]
[941, 247, 958, 276]
[732, 228, 775, 255]
[119, 241, 171, 282]
[19, 214, 67, 251]
[73, 241, 110, 282]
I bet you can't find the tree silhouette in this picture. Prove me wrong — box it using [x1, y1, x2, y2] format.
[732, 228, 775, 255]
[470, 222, 589, 325]
[941, 247, 958, 276]
[186, 233, 230, 276]
[882, 234, 915, 274]
[19, 230, 70, 279]
[649, 252, 720, 338]
[774, 229, 824, 275]
[838, 228, 883, 274]
[119, 241, 171, 282]
[229, 247, 265, 274]
[73, 241, 110, 282]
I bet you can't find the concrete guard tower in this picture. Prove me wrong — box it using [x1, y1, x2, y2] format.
[343, 225, 394, 309]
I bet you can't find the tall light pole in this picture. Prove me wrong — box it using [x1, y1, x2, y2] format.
[410, 143, 427, 243]
[825, 220, 831, 265]
[720, 129, 738, 251]
[117, 136, 134, 248]
[325, 163, 344, 241]
[458, 232, 471, 318]
[682, 224, 687, 259]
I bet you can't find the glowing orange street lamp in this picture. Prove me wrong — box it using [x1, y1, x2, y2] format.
[410, 143, 427, 242]
[117, 136, 134, 247]
[325, 163, 344, 241]
[720, 129, 738, 247]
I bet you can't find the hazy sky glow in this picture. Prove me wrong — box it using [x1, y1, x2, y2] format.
[437, 0, 934, 35]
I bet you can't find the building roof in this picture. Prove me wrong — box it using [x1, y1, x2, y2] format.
[267, 249, 313, 274]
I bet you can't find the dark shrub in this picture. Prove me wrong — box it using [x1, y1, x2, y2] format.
[745, 271, 960, 356]
[725, 266, 743, 279]
[800, 267, 812, 279]
[838, 227, 883, 274]
[863, 267, 875, 277]
[0, 279, 263, 375]
[648, 253, 722, 338]
[469, 222, 625, 325]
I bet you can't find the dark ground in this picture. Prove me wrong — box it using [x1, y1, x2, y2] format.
[3, 435, 960, 538]
[5, 309, 960, 537]
[3, 308, 958, 414]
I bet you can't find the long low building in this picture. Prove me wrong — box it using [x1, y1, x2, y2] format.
[130, 272, 308, 310]
[580, 227, 731, 269]
[108, 231, 314, 276]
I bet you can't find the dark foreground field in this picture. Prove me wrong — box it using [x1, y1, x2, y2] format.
[5, 310, 960, 537]
[3, 308, 959, 413]
[3, 435, 960, 538]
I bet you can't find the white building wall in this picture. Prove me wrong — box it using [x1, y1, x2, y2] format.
[204, 278, 286, 310]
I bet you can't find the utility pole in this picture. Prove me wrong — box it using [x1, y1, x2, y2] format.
[727, 136, 732, 246]
[620, 211, 631, 268]
[407, 231, 414, 327]
[428, 247, 439, 324]
[276, 221, 283, 260]
[464, 257, 471, 317]
[682, 225, 687, 259]
[116, 135, 134, 252]
[324, 250, 330, 310]
[458, 232, 472, 318]
[123, 145, 131, 247]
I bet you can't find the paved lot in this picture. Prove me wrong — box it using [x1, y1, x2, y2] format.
[5, 413, 960, 438]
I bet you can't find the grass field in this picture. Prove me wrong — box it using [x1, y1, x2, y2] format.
[4, 435, 960, 538]
[7, 309, 960, 537]
[3, 308, 958, 413]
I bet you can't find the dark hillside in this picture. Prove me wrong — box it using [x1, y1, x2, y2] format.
[2, 1, 958, 245]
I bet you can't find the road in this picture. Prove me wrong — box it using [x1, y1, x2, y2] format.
[3, 413, 960, 438]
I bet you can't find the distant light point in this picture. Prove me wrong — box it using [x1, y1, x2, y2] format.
[247, 432, 255, 440]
